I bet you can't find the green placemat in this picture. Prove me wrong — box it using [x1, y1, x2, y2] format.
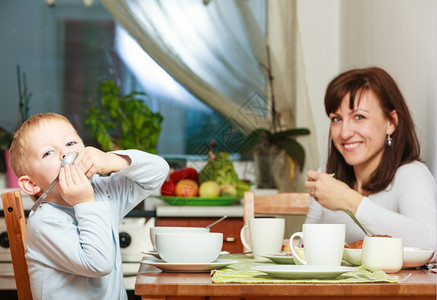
[212, 254, 398, 284]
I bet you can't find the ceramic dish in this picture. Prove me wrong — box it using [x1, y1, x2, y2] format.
[141, 258, 239, 272]
[260, 252, 295, 264]
[252, 265, 357, 279]
[158, 196, 240, 206]
[342, 247, 435, 268]
[343, 248, 362, 266]
[142, 250, 230, 259]
[403, 247, 434, 268]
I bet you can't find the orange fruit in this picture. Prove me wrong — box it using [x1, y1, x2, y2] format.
[175, 179, 199, 197]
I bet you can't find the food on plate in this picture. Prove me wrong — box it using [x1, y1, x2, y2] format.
[345, 235, 393, 249]
[160, 180, 176, 196]
[175, 179, 199, 197]
[170, 167, 198, 182]
[198, 152, 250, 197]
[219, 184, 237, 197]
[199, 181, 221, 197]
[160, 153, 250, 199]
[344, 240, 364, 249]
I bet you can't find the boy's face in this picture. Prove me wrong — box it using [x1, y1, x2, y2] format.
[24, 119, 85, 198]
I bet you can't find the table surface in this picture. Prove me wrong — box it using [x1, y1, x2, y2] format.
[135, 256, 436, 300]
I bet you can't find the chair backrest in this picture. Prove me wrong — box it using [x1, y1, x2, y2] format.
[2, 190, 33, 300]
[243, 191, 311, 226]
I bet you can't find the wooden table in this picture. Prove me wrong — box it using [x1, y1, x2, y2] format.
[135, 262, 436, 300]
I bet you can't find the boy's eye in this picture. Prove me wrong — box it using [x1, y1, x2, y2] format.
[67, 141, 77, 147]
[42, 150, 53, 158]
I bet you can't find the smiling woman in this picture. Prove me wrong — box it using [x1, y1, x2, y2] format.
[304, 67, 436, 257]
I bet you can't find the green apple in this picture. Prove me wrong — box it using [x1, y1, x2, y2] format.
[199, 181, 221, 197]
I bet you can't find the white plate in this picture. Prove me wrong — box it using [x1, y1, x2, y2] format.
[403, 247, 434, 268]
[260, 252, 295, 264]
[142, 250, 230, 259]
[252, 265, 357, 279]
[141, 258, 239, 272]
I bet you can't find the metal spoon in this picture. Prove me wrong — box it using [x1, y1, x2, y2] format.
[206, 215, 227, 229]
[345, 209, 371, 237]
[31, 151, 78, 211]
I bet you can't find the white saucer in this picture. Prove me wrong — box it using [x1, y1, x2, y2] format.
[141, 258, 239, 272]
[142, 250, 230, 259]
[252, 265, 357, 279]
[260, 252, 295, 264]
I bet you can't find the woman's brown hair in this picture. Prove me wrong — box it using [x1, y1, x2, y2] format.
[324, 67, 421, 193]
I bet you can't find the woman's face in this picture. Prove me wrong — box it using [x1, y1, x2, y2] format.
[329, 90, 395, 176]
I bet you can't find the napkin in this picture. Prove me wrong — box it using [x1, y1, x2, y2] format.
[212, 254, 399, 284]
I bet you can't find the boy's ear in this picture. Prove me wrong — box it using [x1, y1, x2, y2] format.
[18, 176, 41, 196]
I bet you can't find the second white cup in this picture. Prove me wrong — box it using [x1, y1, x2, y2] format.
[240, 218, 285, 261]
[290, 223, 346, 266]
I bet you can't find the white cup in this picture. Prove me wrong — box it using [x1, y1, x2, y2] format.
[290, 224, 346, 266]
[362, 236, 403, 273]
[240, 218, 285, 261]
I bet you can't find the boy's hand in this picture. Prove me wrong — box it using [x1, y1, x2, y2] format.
[74, 146, 131, 179]
[59, 165, 95, 206]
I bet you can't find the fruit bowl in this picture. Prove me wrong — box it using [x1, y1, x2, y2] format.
[158, 196, 241, 206]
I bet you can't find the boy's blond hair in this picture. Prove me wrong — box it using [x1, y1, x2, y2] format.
[9, 113, 77, 178]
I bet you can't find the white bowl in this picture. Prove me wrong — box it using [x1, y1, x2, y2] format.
[343, 248, 362, 266]
[403, 247, 434, 268]
[150, 226, 210, 249]
[155, 232, 223, 263]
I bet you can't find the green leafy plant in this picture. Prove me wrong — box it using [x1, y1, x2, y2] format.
[240, 127, 310, 172]
[85, 81, 163, 153]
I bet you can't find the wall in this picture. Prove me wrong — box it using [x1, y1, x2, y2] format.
[298, 0, 436, 176]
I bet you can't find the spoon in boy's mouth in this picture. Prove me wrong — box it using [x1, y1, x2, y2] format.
[31, 151, 78, 211]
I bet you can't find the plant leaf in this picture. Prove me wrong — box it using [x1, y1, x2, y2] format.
[239, 128, 270, 153]
[275, 139, 306, 171]
[271, 128, 310, 140]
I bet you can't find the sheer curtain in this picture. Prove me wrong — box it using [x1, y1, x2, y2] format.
[100, 0, 319, 182]
[101, 0, 271, 132]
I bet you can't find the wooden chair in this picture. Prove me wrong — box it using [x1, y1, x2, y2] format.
[1, 190, 33, 300]
[242, 190, 311, 226]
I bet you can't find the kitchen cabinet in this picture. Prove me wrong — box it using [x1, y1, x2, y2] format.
[156, 217, 245, 253]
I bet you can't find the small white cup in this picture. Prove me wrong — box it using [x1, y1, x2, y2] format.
[240, 218, 285, 261]
[290, 224, 346, 266]
[362, 236, 403, 273]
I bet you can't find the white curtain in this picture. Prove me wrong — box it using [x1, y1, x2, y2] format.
[101, 0, 272, 132]
[100, 0, 319, 182]
[267, 0, 319, 190]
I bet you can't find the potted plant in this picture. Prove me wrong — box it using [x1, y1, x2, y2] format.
[240, 127, 310, 192]
[85, 81, 163, 154]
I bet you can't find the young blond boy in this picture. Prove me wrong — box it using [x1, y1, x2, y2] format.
[9, 113, 169, 300]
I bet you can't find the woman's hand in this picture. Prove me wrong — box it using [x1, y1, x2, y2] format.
[59, 165, 95, 206]
[304, 170, 363, 213]
[73, 146, 131, 179]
